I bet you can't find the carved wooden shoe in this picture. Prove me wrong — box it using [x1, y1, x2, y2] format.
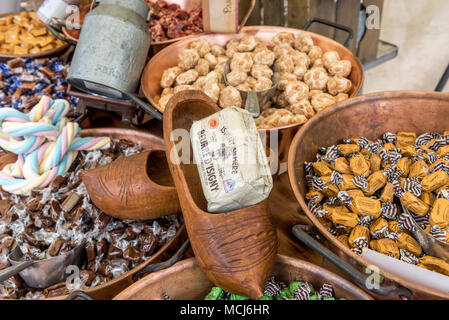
[163, 91, 278, 299]
[80, 148, 181, 221]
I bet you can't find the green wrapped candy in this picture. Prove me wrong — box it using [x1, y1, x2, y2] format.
[288, 281, 303, 294]
[310, 294, 319, 300]
[204, 287, 224, 300]
[259, 295, 273, 300]
[276, 288, 291, 300]
[230, 294, 250, 300]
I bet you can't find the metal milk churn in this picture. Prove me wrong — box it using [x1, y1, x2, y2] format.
[68, 0, 150, 100]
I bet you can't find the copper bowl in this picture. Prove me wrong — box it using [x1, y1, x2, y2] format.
[0, 128, 187, 300]
[288, 90, 449, 299]
[0, 12, 69, 62]
[141, 26, 364, 171]
[113, 255, 373, 300]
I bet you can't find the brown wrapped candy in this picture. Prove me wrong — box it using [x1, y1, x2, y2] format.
[351, 196, 381, 218]
[313, 161, 333, 176]
[306, 190, 324, 204]
[346, 189, 365, 199]
[350, 155, 370, 177]
[334, 157, 352, 174]
[324, 205, 358, 228]
[337, 144, 360, 155]
[364, 171, 387, 195]
[437, 145, 449, 157]
[408, 160, 429, 179]
[370, 217, 389, 236]
[395, 232, 422, 257]
[370, 155, 381, 172]
[348, 225, 370, 248]
[317, 217, 333, 229]
[421, 171, 449, 192]
[418, 256, 449, 276]
[321, 176, 340, 197]
[401, 191, 430, 216]
[380, 183, 395, 203]
[396, 132, 417, 148]
[370, 238, 400, 259]
[420, 192, 435, 207]
[388, 221, 401, 233]
[336, 235, 351, 248]
[396, 157, 411, 176]
[429, 198, 449, 229]
[401, 145, 419, 157]
[338, 174, 357, 191]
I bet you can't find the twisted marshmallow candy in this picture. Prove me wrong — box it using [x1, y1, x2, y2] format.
[0, 96, 110, 194]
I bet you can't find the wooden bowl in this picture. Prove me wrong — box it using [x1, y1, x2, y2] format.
[0, 128, 187, 300]
[0, 12, 69, 61]
[141, 26, 364, 171]
[113, 255, 373, 300]
[288, 90, 449, 299]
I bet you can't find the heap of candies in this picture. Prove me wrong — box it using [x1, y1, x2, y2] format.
[0, 57, 77, 111]
[204, 277, 344, 300]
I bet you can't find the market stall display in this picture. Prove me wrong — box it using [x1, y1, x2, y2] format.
[113, 256, 372, 300]
[288, 91, 449, 299]
[0, 11, 68, 59]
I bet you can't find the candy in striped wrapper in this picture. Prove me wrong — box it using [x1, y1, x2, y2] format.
[429, 138, 447, 151]
[330, 171, 343, 186]
[292, 287, 310, 300]
[402, 177, 422, 197]
[263, 277, 281, 297]
[357, 137, 370, 149]
[431, 161, 449, 175]
[389, 150, 402, 164]
[318, 283, 333, 299]
[337, 191, 352, 206]
[353, 238, 368, 249]
[437, 189, 449, 200]
[427, 152, 440, 164]
[430, 225, 447, 242]
[381, 202, 398, 220]
[351, 246, 363, 255]
[383, 132, 397, 144]
[399, 249, 419, 265]
[324, 145, 339, 164]
[352, 175, 368, 189]
[379, 148, 389, 164]
[415, 133, 440, 147]
[358, 215, 374, 228]
[398, 213, 417, 232]
[384, 230, 400, 241]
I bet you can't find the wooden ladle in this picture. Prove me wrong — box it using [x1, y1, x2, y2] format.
[163, 90, 278, 299]
[80, 148, 181, 221]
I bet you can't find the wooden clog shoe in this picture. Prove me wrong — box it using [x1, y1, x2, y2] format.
[163, 90, 278, 299]
[80, 148, 181, 221]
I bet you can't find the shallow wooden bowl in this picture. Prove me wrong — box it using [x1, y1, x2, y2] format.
[113, 255, 373, 300]
[288, 90, 449, 299]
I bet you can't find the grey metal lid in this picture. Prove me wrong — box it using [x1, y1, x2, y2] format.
[100, 0, 149, 20]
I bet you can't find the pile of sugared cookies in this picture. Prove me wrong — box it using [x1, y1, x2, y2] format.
[0, 12, 65, 55]
[159, 32, 353, 129]
[304, 131, 449, 276]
